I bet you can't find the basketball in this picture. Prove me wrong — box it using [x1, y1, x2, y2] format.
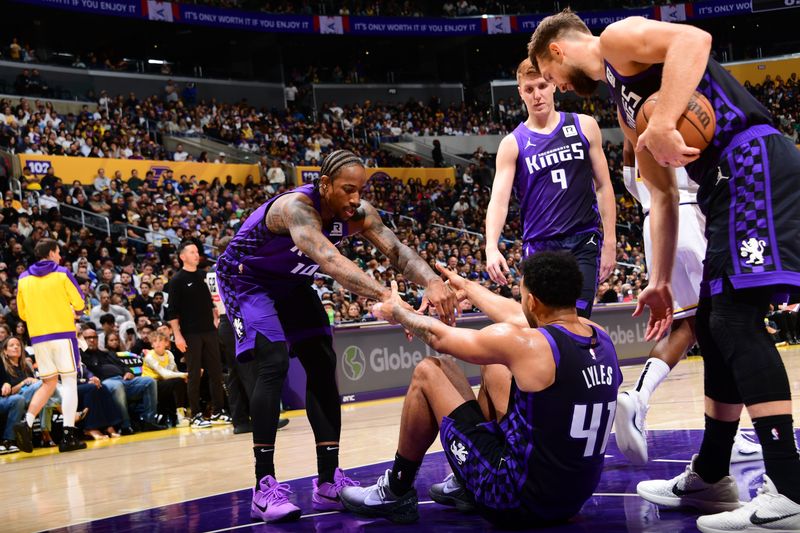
[635, 91, 716, 151]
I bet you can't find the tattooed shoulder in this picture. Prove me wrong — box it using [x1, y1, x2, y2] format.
[265, 195, 319, 235]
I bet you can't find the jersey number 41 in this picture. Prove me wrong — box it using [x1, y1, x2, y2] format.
[570, 401, 616, 457]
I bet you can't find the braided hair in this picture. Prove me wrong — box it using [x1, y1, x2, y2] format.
[316, 149, 363, 189]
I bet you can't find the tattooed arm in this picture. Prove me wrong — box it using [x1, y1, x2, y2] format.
[387, 289, 544, 370]
[435, 264, 529, 328]
[360, 201, 459, 324]
[274, 195, 391, 302]
[374, 281, 555, 388]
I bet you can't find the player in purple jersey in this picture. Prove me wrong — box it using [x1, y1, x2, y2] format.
[486, 59, 616, 318]
[215, 149, 458, 523]
[529, 12, 800, 532]
[341, 252, 621, 525]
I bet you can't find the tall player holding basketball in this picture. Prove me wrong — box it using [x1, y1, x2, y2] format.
[617, 139, 762, 465]
[485, 59, 616, 319]
[529, 12, 800, 532]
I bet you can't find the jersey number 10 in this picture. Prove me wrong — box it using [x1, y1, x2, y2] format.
[570, 401, 616, 457]
[290, 263, 321, 276]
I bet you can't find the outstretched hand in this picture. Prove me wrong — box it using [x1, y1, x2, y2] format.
[373, 280, 404, 323]
[434, 263, 468, 301]
[486, 248, 510, 285]
[417, 277, 459, 325]
[633, 284, 674, 341]
[373, 281, 418, 341]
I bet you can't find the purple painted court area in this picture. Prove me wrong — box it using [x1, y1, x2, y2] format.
[51, 429, 797, 533]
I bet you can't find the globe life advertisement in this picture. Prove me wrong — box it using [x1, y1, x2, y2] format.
[331, 306, 654, 402]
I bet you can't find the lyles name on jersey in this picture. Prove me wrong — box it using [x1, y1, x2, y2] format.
[523, 142, 585, 174]
[582, 363, 615, 390]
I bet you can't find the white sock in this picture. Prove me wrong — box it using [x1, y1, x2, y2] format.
[60, 374, 79, 428]
[25, 412, 35, 427]
[632, 358, 671, 406]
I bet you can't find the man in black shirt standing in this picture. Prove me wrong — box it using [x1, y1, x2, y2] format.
[167, 241, 229, 428]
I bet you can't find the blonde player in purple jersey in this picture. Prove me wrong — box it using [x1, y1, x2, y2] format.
[616, 139, 762, 465]
[486, 59, 617, 319]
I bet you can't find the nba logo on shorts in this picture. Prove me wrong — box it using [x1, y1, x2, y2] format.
[562, 125, 578, 138]
[232, 317, 245, 340]
[450, 439, 468, 465]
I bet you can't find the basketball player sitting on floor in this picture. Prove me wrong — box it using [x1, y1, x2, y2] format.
[616, 139, 762, 465]
[341, 252, 621, 526]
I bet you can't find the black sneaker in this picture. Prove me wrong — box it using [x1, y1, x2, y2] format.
[210, 411, 232, 425]
[340, 469, 419, 523]
[191, 414, 212, 429]
[120, 427, 136, 436]
[277, 418, 290, 430]
[58, 427, 88, 453]
[2, 440, 19, 454]
[233, 422, 253, 435]
[13, 422, 33, 453]
[429, 473, 475, 512]
[140, 420, 168, 432]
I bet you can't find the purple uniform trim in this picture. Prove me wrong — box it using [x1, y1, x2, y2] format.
[538, 327, 561, 368]
[70, 337, 80, 374]
[760, 136, 781, 271]
[719, 125, 780, 159]
[30, 331, 79, 345]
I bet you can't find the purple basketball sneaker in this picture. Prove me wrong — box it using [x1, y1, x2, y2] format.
[312, 468, 360, 511]
[250, 475, 302, 523]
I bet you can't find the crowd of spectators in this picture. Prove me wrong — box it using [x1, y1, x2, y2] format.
[5, 68, 799, 325]
[744, 73, 800, 142]
[0, 136, 647, 342]
[0, 87, 504, 171]
[5, 70, 797, 177]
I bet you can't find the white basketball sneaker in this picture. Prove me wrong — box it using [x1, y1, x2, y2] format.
[637, 455, 742, 513]
[615, 390, 649, 465]
[730, 431, 764, 464]
[697, 475, 800, 533]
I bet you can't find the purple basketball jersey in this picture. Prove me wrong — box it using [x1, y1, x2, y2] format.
[215, 184, 358, 357]
[512, 112, 599, 242]
[603, 58, 773, 186]
[217, 184, 355, 287]
[501, 324, 621, 519]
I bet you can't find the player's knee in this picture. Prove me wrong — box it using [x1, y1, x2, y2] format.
[704, 377, 742, 404]
[412, 356, 442, 383]
[707, 306, 791, 405]
[437, 355, 460, 374]
[727, 342, 791, 405]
